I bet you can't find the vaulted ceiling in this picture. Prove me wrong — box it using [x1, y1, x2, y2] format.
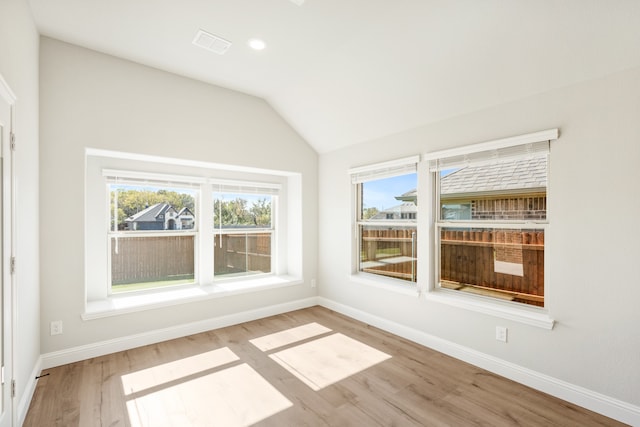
[28, 0, 640, 153]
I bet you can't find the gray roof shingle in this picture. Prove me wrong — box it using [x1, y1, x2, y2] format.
[394, 157, 546, 201]
[441, 157, 546, 196]
[126, 203, 174, 223]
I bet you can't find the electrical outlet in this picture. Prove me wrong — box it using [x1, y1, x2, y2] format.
[311, 279, 316, 288]
[495, 326, 507, 343]
[50, 320, 63, 336]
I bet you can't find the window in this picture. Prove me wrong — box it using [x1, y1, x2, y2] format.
[85, 150, 303, 313]
[441, 203, 471, 220]
[213, 182, 279, 278]
[350, 156, 419, 284]
[108, 180, 198, 293]
[428, 129, 558, 308]
[105, 174, 282, 293]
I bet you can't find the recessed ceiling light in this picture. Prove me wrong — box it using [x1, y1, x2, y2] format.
[248, 38, 266, 51]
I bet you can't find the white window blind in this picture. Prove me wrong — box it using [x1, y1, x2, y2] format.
[210, 179, 280, 195]
[349, 155, 420, 184]
[103, 169, 205, 187]
[426, 129, 558, 172]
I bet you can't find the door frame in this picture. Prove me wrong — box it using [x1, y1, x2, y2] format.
[0, 73, 16, 427]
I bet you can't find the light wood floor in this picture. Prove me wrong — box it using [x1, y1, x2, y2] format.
[24, 306, 624, 426]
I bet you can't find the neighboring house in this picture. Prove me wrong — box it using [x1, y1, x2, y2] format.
[441, 157, 547, 221]
[371, 200, 417, 220]
[370, 188, 417, 221]
[126, 203, 195, 230]
[177, 207, 195, 229]
[380, 157, 547, 221]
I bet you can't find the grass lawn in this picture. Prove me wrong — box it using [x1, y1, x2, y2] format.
[361, 247, 402, 260]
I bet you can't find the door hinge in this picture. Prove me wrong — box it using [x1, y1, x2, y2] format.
[11, 380, 15, 398]
[1, 366, 4, 384]
[10, 256, 15, 274]
[10, 132, 16, 151]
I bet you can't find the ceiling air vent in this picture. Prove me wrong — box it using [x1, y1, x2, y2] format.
[192, 29, 232, 55]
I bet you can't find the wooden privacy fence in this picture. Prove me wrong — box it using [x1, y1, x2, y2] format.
[111, 235, 195, 285]
[361, 228, 417, 281]
[111, 233, 272, 285]
[360, 228, 544, 305]
[214, 233, 272, 276]
[440, 229, 544, 306]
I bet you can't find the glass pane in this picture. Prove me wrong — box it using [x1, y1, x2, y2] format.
[361, 173, 417, 220]
[439, 157, 547, 221]
[109, 184, 197, 231]
[360, 225, 417, 282]
[109, 183, 197, 293]
[439, 227, 544, 306]
[213, 193, 272, 228]
[214, 232, 272, 278]
[442, 203, 471, 220]
[213, 191, 273, 278]
[358, 173, 417, 282]
[111, 235, 195, 292]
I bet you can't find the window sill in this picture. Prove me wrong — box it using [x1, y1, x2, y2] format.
[425, 288, 555, 330]
[82, 275, 303, 320]
[349, 273, 419, 297]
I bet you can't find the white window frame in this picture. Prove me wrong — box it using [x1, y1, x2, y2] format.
[105, 172, 202, 294]
[424, 129, 558, 329]
[84, 149, 302, 319]
[349, 156, 420, 295]
[212, 179, 280, 280]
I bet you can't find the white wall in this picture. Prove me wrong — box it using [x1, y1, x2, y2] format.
[39, 38, 318, 353]
[0, 0, 41, 420]
[319, 67, 640, 408]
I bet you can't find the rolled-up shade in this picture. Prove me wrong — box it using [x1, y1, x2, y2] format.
[349, 155, 420, 184]
[103, 169, 204, 188]
[210, 179, 280, 195]
[426, 129, 557, 172]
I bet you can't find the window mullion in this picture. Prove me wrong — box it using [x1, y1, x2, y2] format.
[435, 221, 547, 230]
[200, 184, 214, 285]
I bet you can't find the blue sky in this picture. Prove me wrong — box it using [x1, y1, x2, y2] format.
[361, 170, 460, 211]
[362, 173, 416, 211]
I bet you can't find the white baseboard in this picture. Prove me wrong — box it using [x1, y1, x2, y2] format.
[317, 297, 640, 426]
[17, 356, 42, 427]
[41, 297, 318, 370]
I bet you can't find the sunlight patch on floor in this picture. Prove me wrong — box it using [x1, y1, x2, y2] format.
[269, 333, 391, 390]
[126, 363, 292, 427]
[249, 322, 332, 351]
[121, 347, 239, 395]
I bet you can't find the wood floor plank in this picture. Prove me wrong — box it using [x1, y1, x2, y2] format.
[24, 306, 625, 427]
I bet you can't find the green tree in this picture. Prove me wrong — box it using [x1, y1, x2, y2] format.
[362, 207, 380, 220]
[214, 197, 272, 228]
[250, 198, 272, 227]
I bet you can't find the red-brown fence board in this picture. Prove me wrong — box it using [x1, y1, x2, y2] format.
[360, 228, 544, 306]
[440, 230, 544, 306]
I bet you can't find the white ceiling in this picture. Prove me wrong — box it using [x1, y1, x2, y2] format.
[28, 0, 640, 153]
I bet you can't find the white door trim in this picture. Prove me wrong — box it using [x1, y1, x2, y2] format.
[0, 73, 16, 427]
